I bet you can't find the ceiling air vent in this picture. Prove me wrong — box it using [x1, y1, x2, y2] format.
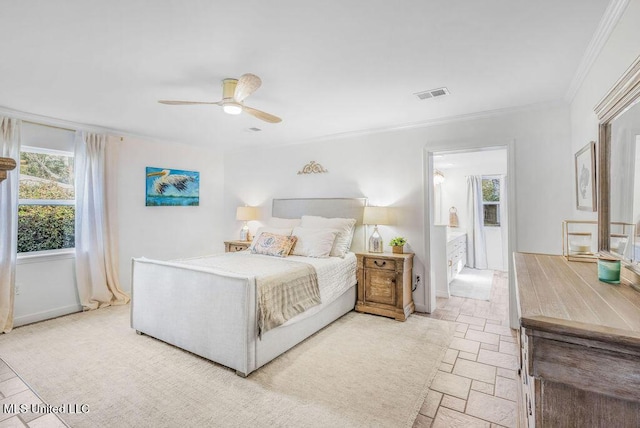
[414, 87, 450, 100]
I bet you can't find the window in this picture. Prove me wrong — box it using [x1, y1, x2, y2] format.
[482, 177, 500, 227]
[18, 146, 75, 253]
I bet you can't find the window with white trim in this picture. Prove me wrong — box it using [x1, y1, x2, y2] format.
[18, 146, 75, 253]
[482, 176, 500, 227]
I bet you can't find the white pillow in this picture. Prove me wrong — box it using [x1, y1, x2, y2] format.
[300, 215, 357, 257]
[291, 227, 339, 258]
[250, 227, 293, 250]
[267, 217, 302, 228]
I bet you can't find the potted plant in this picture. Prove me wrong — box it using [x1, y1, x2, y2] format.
[389, 237, 407, 254]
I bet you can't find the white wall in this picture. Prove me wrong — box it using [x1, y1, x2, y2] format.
[570, 0, 640, 221]
[224, 103, 573, 312]
[115, 135, 225, 291]
[14, 255, 79, 326]
[13, 134, 225, 326]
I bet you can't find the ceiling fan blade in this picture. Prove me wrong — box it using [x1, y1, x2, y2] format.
[243, 106, 282, 123]
[234, 74, 262, 102]
[158, 100, 222, 105]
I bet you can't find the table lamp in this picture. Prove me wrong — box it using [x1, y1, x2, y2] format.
[236, 206, 258, 241]
[363, 206, 390, 253]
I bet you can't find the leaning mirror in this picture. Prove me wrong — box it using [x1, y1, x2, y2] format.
[595, 55, 640, 272]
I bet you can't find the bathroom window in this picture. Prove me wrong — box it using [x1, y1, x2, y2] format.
[482, 177, 500, 227]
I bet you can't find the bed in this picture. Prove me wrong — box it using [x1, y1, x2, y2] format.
[131, 198, 366, 376]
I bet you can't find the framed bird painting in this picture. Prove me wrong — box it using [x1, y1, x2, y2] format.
[145, 167, 200, 206]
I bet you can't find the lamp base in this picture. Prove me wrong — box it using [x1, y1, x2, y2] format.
[368, 226, 383, 253]
[240, 223, 250, 241]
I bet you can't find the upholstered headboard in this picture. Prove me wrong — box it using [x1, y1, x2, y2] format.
[272, 198, 367, 253]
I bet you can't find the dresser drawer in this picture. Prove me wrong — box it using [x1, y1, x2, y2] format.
[364, 257, 396, 271]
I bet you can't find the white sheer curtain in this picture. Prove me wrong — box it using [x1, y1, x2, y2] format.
[75, 132, 129, 310]
[499, 175, 509, 271]
[0, 117, 21, 333]
[466, 175, 488, 269]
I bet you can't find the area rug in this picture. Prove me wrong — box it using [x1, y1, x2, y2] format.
[0, 305, 455, 427]
[449, 267, 494, 300]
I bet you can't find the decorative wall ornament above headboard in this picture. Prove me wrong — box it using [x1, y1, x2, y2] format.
[297, 161, 328, 175]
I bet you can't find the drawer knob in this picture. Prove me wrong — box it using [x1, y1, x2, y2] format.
[374, 260, 386, 267]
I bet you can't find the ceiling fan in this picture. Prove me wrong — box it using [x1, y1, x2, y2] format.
[158, 73, 282, 123]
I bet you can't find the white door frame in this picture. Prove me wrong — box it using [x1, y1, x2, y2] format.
[421, 139, 519, 328]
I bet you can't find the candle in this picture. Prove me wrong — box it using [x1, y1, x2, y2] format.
[598, 258, 621, 284]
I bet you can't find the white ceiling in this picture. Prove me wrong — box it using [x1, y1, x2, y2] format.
[0, 1, 611, 151]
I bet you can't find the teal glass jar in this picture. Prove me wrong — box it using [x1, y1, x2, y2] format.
[598, 258, 621, 284]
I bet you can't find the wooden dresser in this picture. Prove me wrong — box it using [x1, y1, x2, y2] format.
[355, 252, 414, 321]
[514, 253, 640, 427]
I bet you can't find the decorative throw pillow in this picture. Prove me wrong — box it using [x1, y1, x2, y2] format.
[249, 227, 293, 250]
[300, 216, 357, 257]
[290, 227, 339, 258]
[250, 232, 297, 257]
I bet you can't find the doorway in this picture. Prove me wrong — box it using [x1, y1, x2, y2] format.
[424, 144, 516, 326]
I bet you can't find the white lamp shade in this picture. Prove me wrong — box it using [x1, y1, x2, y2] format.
[363, 206, 390, 225]
[236, 206, 259, 221]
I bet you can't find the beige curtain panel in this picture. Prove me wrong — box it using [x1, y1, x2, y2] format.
[74, 132, 129, 309]
[0, 117, 21, 333]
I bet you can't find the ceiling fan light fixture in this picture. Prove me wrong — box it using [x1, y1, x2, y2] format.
[158, 73, 281, 123]
[222, 102, 242, 115]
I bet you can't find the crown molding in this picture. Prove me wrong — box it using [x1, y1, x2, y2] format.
[0, 105, 105, 133]
[227, 100, 565, 153]
[0, 105, 208, 150]
[253, 100, 566, 151]
[565, 0, 630, 103]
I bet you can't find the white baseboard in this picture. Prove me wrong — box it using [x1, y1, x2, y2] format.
[414, 304, 428, 313]
[13, 304, 82, 327]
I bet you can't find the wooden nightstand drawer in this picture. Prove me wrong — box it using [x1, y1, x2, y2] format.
[364, 257, 396, 271]
[224, 241, 251, 253]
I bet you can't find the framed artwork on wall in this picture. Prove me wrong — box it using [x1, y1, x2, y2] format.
[575, 141, 596, 211]
[145, 167, 200, 206]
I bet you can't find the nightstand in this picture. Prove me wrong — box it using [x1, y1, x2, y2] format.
[224, 240, 251, 253]
[355, 252, 414, 321]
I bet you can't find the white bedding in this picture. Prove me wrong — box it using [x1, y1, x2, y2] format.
[173, 251, 357, 326]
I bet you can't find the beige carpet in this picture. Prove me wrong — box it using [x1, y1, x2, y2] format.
[0, 305, 455, 428]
